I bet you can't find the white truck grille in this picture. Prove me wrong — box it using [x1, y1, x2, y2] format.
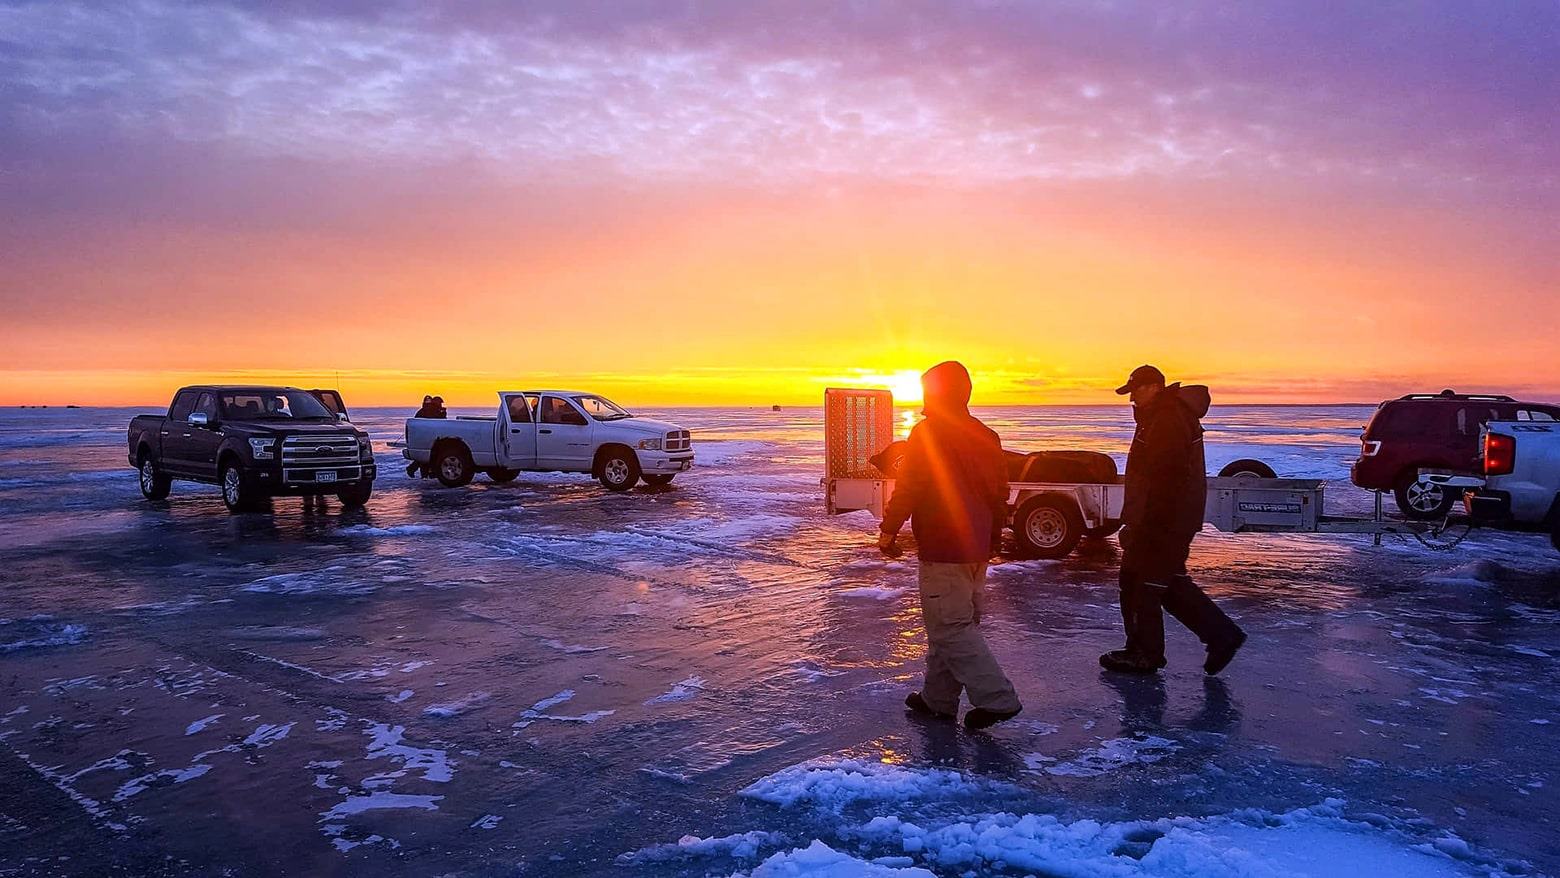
[665, 430, 691, 452]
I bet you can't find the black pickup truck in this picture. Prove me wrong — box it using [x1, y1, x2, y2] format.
[127, 386, 375, 512]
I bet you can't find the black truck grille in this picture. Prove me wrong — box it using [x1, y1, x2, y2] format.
[281, 435, 362, 482]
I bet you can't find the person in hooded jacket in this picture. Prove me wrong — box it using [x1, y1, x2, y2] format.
[878, 361, 1024, 730]
[1101, 365, 1247, 675]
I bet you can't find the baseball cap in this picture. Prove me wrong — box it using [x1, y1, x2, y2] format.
[1115, 365, 1165, 395]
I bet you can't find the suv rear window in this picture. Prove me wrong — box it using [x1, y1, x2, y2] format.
[1368, 403, 1446, 439]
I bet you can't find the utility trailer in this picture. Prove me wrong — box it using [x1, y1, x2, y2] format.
[821, 388, 1434, 559]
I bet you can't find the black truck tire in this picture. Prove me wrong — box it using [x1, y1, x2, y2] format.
[1013, 494, 1084, 560]
[220, 462, 261, 513]
[1394, 470, 1455, 520]
[642, 473, 674, 487]
[137, 451, 171, 500]
[1218, 459, 1277, 479]
[337, 480, 373, 508]
[433, 443, 474, 488]
[597, 448, 641, 492]
[487, 468, 520, 483]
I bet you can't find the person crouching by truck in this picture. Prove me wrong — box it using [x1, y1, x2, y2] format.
[878, 361, 1023, 730]
[1100, 365, 1246, 676]
[406, 395, 448, 476]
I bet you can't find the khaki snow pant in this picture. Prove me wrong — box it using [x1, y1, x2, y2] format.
[917, 562, 1022, 715]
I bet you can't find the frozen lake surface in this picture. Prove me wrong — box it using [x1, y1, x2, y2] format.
[1, 404, 1557, 877]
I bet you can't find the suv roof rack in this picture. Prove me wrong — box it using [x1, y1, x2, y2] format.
[1397, 390, 1516, 402]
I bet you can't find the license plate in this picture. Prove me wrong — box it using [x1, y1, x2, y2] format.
[315, 471, 338, 483]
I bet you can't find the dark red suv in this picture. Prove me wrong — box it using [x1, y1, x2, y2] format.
[1352, 391, 1560, 519]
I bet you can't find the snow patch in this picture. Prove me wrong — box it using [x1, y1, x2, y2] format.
[321, 792, 442, 821]
[471, 814, 502, 830]
[184, 714, 223, 735]
[423, 691, 492, 718]
[1041, 735, 1179, 778]
[833, 584, 909, 601]
[646, 676, 706, 705]
[741, 759, 998, 812]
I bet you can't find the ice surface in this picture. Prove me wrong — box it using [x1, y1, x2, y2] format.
[0, 616, 87, 652]
[363, 723, 454, 783]
[1040, 734, 1180, 777]
[741, 759, 1002, 812]
[833, 584, 910, 600]
[337, 524, 437, 537]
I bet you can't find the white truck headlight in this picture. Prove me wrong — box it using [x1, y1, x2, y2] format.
[249, 438, 275, 460]
[637, 438, 662, 451]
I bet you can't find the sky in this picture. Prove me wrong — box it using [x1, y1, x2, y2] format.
[1, 1, 1557, 407]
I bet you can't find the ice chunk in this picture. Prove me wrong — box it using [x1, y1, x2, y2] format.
[737, 840, 935, 876]
[616, 830, 787, 864]
[741, 759, 999, 812]
[471, 814, 502, 830]
[184, 714, 223, 735]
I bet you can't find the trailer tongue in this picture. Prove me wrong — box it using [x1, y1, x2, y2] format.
[821, 388, 1444, 560]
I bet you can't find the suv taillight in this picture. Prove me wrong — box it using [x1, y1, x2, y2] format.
[1484, 433, 1515, 476]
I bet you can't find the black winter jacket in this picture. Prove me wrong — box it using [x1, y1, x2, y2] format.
[880, 414, 1009, 563]
[1120, 384, 1211, 542]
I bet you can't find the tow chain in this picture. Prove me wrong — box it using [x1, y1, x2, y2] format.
[1406, 516, 1476, 552]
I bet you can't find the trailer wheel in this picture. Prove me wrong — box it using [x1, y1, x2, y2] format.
[433, 443, 474, 488]
[1218, 459, 1276, 479]
[1013, 495, 1084, 559]
[137, 450, 171, 500]
[1394, 471, 1454, 520]
[487, 468, 519, 483]
[1084, 519, 1121, 539]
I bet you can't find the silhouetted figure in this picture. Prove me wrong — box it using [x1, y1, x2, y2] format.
[1100, 365, 1246, 675]
[415, 395, 447, 419]
[879, 361, 1022, 730]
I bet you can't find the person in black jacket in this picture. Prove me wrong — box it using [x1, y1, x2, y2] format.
[1101, 365, 1246, 675]
[878, 361, 1023, 730]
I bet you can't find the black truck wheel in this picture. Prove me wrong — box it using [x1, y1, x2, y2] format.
[1394, 471, 1454, 520]
[434, 443, 474, 488]
[219, 462, 260, 513]
[336, 480, 373, 508]
[642, 473, 675, 487]
[597, 448, 641, 492]
[1218, 459, 1277, 479]
[487, 468, 520, 483]
[1013, 494, 1084, 559]
[137, 452, 171, 500]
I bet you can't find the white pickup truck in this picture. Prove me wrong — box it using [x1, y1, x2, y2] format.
[404, 391, 693, 491]
[1438, 421, 1560, 553]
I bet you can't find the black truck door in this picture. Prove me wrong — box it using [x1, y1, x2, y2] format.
[162, 391, 200, 475]
[185, 392, 223, 480]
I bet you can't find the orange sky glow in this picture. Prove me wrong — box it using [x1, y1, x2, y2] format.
[2, 5, 1556, 408]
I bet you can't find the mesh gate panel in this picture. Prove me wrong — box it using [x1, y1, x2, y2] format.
[824, 388, 895, 478]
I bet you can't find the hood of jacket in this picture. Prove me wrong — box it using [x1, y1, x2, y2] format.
[921, 361, 973, 419]
[1137, 383, 1211, 423]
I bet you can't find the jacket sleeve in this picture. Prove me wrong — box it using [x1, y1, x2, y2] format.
[1136, 413, 1193, 531]
[880, 425, 926, 536]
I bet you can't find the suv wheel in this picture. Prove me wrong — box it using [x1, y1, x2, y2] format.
[220, 463, 259, 513]
[138, 453, 171, 500]
[1394, 472, 1455, 520]
[598, 449, 641, 492]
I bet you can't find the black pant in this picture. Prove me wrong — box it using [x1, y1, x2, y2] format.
[1119, 529, 1241, 661]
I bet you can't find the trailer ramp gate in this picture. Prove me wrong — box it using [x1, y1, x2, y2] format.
[824, 388, 895, 515]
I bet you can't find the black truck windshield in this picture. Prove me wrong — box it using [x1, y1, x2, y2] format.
[221, 390, 334, 421]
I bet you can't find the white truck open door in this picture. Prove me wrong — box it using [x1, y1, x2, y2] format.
[823, 387, 896, 516]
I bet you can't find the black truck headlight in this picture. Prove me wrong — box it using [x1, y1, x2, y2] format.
[249, 438, 275, 460]
[358, 435, 373, 457]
